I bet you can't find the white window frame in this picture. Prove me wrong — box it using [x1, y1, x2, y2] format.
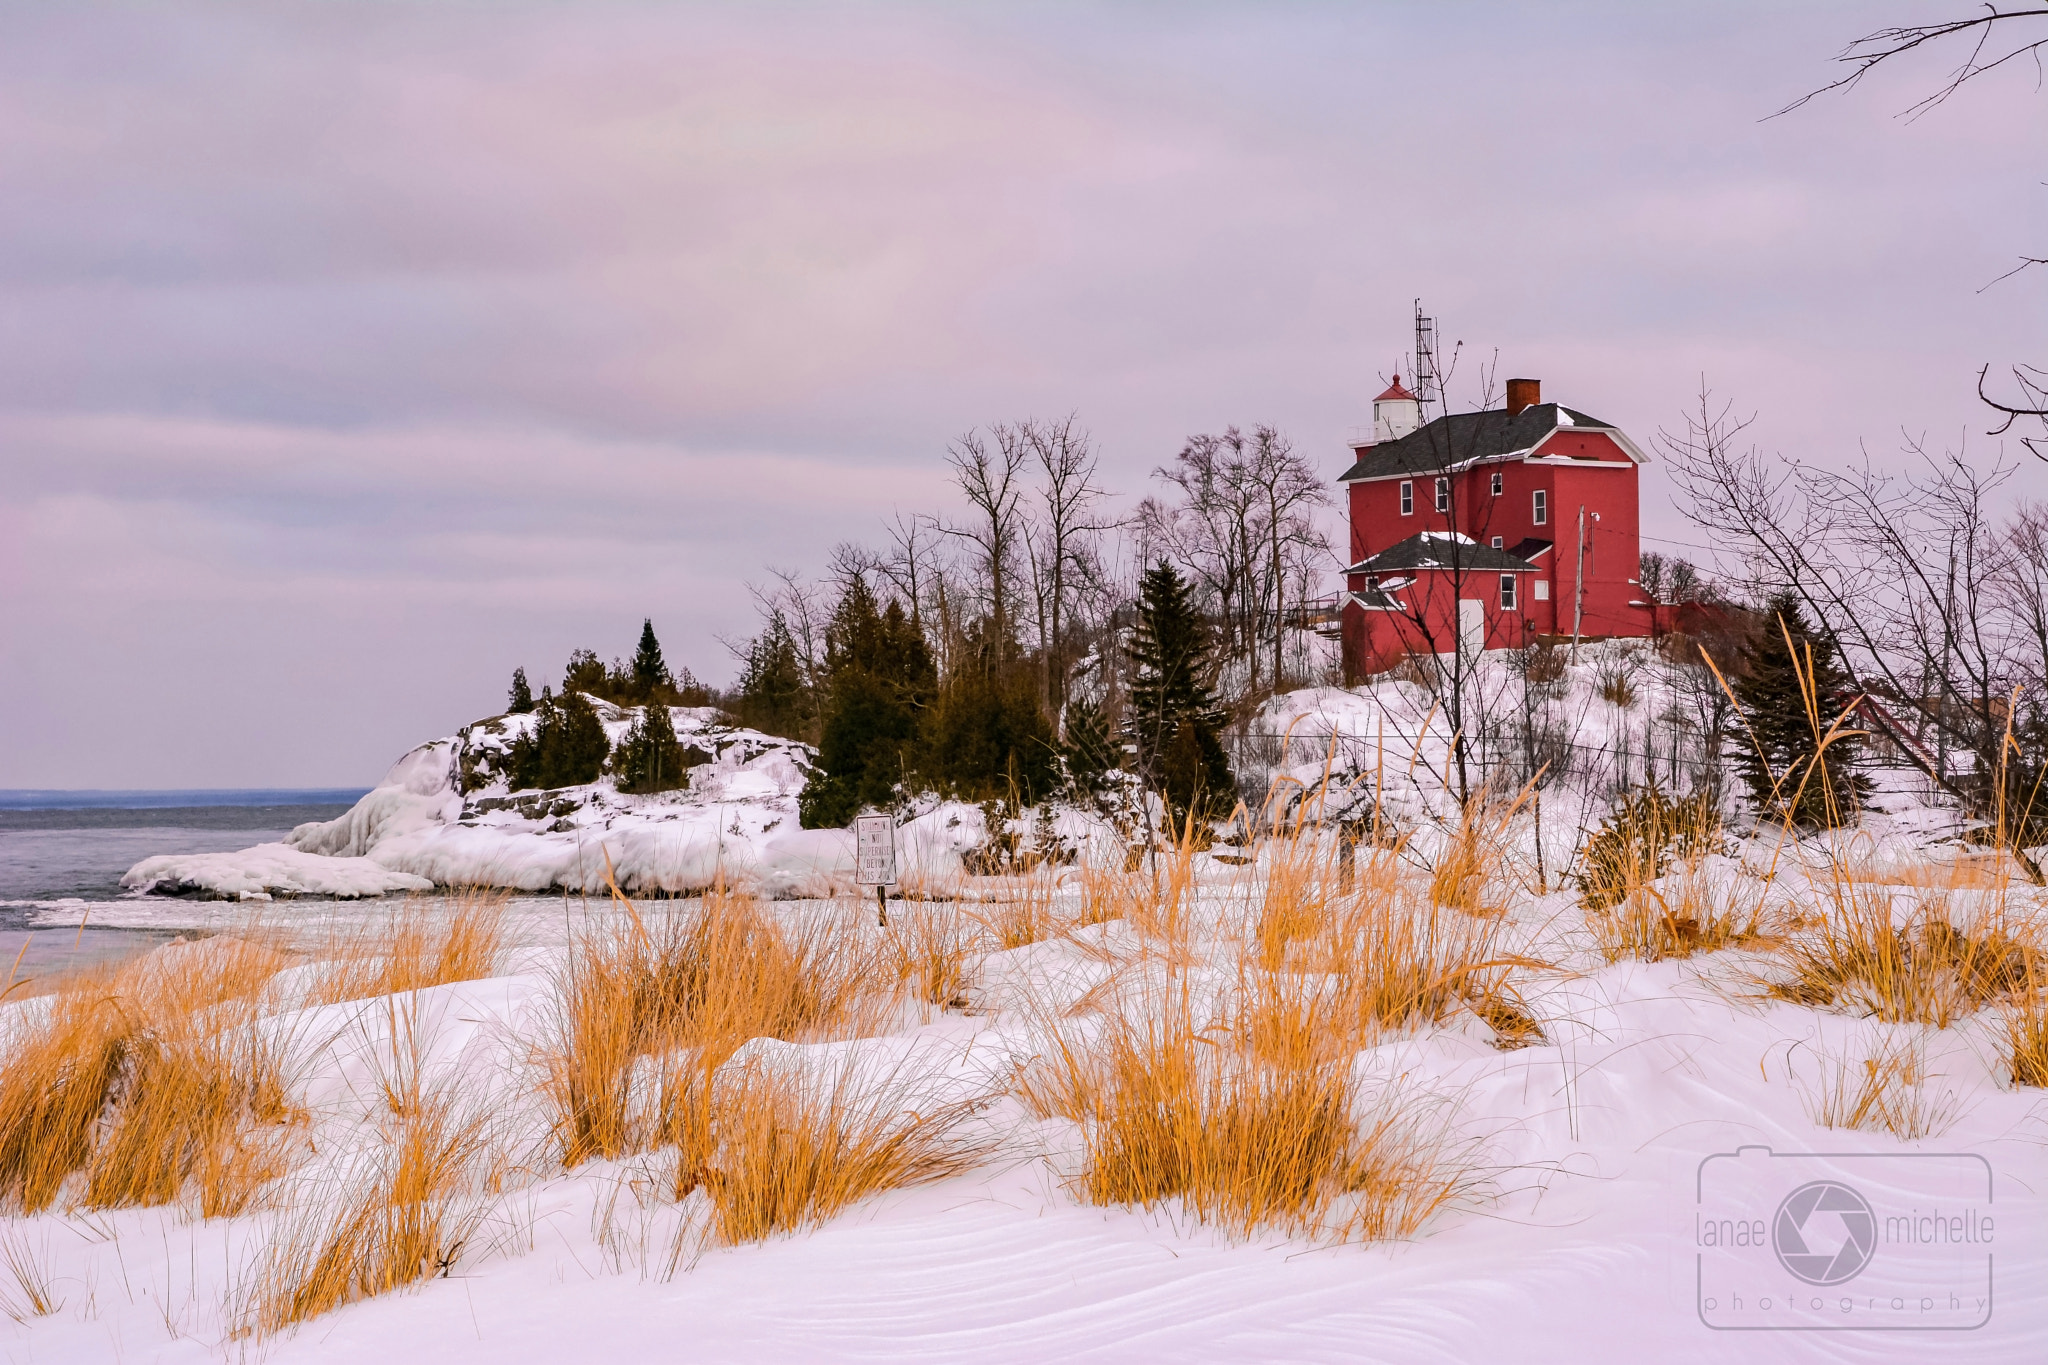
[1491, 536, 1504, 549]
[1533, 489, 1548, 525]
[1535, 580, 1550, 601]
[1500, 574, 1517, 611]
[1491, 471, 1503, 496]
[1435, 476, 1450, 513]
[1399, 481, 1413, 515]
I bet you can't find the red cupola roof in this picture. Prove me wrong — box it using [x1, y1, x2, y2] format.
[1375, 373, 1417, 403]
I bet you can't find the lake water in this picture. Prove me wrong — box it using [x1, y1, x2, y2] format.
[0, 791, 365, 978]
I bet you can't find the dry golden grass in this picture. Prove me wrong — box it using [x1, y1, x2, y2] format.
[1240, 834, 1538, 1050]
[1076, 860, 1150, 930]
[692, 1052, 1002, 1246]
[0, 934, 300, 1216]
[1767, 885, 2038, 1027]
[1588, 862, 1772, 964]
[307, 890, 507, 1006]
[238, 1082, 493, 1335]
[545, 887, 887, 1168]
[966, 872, 1064, 951]
[0, 1228, 61, 1322]
[1801, 1035, 1959, 1139]
[1841, 855, 2014, 890]
[1024, 989, 1473, 1242]
[1429, 790, 1529, 913]
[2004, 991, 2048, 1087]
[1110, 814, 1218, 951]
[888, 906, 974, 1011]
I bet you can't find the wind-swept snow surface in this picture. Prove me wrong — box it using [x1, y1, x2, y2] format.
[9, 863, 2048, 1364]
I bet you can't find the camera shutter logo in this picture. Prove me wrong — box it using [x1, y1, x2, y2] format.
[1773, 1180, 1877, 1286]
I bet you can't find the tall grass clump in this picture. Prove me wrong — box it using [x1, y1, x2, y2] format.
[309, 889, 508, 1005]
[2003, 991, 2048, 1087]
[1767, 885, 2037, 1027]
[1023, 989, 1475, 1242]
[0, 1229, 61, 1321]
[0, 935, 299, 1216]
[1429, 789, 1531, 913]
[1800, 1035, 1959, 1140]
[690, 1051, 1003, 1246]
[967, 870, 1066, 951]
[236, 1036, 496, 1337]
[889, 905, 974, 1011]
[545, 887, 885, 1168]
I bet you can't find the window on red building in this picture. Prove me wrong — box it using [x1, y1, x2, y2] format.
[1490, 471, 1503, 496]
[1533, 489, 1548, 525]
[1500, 574, 1517, 610]
[1399, 481, 1412, 515]
[1435, 477, 1449, 512]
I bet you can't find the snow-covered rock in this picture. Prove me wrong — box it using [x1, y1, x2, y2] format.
[120, 702, 1035, 900]
[120, 842, 434, 900]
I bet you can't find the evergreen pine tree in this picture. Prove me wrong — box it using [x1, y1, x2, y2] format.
[506, 686, 556, 790]
[507, 666, 534, 714]
[1732, 590, 1869, 827]
[630, 619, 672, 704]
[799, 578, 937, 828]
[1060, 698, 1121, 803]
[614, 701, 691, 794]
[925, 634, 1055, 806]
[562, 648, 608, 698]
[1125, 560, 1233, 825]
[737, 610, 810, 739]
[543, 689, 612, 788]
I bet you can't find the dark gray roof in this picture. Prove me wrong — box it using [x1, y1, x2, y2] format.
[1339, 402, 1615, 482]
[1507, 537, 1553, 561]
[1347, 533, 1542, 576]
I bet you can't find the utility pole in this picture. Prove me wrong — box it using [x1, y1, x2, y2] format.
[1571, 503, 1587, 662]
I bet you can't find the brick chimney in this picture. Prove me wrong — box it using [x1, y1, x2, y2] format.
[1505, 377, 1540, 417]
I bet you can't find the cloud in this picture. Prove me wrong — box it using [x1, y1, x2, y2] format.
[2, 2, 2044, 784]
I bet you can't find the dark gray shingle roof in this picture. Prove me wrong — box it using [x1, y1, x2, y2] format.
[1339, 403, 1615, 482]
[1346, 533, 1543, 576]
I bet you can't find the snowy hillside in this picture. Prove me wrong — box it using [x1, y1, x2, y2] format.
[122, 703, 884, 900]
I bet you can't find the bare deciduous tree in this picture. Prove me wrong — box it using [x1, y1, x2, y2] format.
[944, 425, 1030, 649]
[1019, 415, 1115, 717]
[1663, 383, 2048, 878]
[1138, 424, 1330, 703]
[1781, 6, 2048, 460]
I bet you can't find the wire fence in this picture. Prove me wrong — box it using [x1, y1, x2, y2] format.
[1223, 723, 1938, 811]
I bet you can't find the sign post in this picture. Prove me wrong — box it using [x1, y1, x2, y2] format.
[853, 813, 897, 926]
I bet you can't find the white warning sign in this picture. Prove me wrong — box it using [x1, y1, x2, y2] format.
[854, 813, 897, 887]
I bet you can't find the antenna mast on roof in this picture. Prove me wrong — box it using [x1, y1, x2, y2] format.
[1412, 300, 1439, 420]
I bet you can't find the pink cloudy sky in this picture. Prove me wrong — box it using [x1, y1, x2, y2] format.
[2, 3, 2042, 787]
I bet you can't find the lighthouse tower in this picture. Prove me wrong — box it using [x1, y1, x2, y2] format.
[1370, 373, 1421, 444]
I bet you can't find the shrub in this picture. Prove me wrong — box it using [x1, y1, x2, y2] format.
[1575, 786, 1720, 911]
[1595, 659, 1637, 708]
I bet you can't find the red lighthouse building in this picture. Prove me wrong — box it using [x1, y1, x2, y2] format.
[1337, 374, 1656, 678]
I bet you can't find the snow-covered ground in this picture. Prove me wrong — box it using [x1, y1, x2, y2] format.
[39, 656, 2040, 1361]
[8, 850, 2048, 1364]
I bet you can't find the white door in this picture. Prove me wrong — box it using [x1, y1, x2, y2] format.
[1459, 598, 1485, 656]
